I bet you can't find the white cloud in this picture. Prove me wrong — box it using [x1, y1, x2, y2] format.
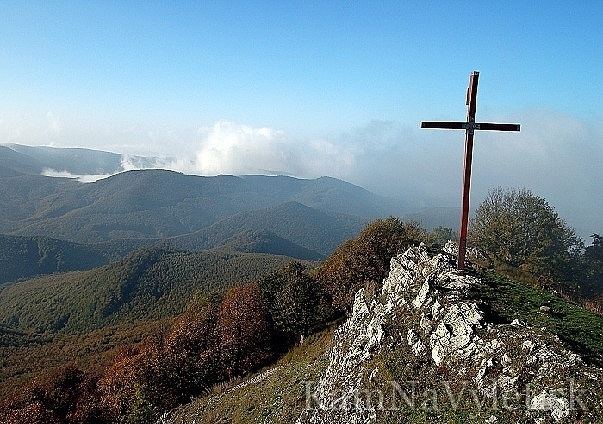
[195, 121, 289, 175]
[169, 120, 356, 178]
[120, 154, 141, 171]
[41, 168, 112, 183]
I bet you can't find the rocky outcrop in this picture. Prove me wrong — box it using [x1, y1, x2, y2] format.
[299, 244, 603, 423]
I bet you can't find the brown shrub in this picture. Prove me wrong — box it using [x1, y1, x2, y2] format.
[97, 303, 221, 422]
[1, 401, 62, 424]
[0, 366, 102, 424]
[316, 217, 426, 312]
[162, 302, 220, 396]
[217, 283, 274, 378]
[585, 295, 603, 315]
[97, 345, 152, 421]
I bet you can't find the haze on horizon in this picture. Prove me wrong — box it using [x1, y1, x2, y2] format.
[1, 1, 601, 237]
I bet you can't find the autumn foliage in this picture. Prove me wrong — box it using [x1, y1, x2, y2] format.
[1, 218, 429, 423]
[0, 284, 274, 423]
[317, 217, 427, 312]
[218, 283, 273, 378]
[1, 366, 103, 424]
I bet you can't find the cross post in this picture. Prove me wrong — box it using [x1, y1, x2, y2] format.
[421, 71, 520, 270]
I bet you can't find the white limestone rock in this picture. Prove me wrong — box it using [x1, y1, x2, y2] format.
[297, 244, 603, 424]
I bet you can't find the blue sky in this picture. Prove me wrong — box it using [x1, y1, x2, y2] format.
[1, 1, 602, 233]
[2, 1, 601, 132]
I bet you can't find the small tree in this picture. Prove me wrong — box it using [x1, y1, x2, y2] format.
[217, 283, 273, 378]
[470, 188, 583, 283]
[259, 262, 331, 343]
[582, 234, 603, 296]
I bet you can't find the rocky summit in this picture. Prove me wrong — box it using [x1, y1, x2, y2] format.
[298, 243, 603, 423]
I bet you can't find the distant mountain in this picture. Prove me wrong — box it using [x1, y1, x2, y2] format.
[0, 248, 298, 334]
[0, 146, 44, 177]
[240, 175, 407, 218]
[167, 201, 363, 256]
[0, 168, 398, 243]
[0, 143, 160, 176]
[216, 230, 323, 260]
[0, 145, 414, 280]
[0, 169, 383, 283]
[0, 234, 105, 286]
[0, 174, 81, 231]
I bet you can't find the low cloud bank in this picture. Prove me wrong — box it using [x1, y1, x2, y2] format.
[168, 115, 602, 237]
[41, 168, 113, 183]
[25, 112, 603, 238]
[162, 121, 355, 178]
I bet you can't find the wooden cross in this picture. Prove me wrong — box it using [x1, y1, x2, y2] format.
[421, 71, 520, 270]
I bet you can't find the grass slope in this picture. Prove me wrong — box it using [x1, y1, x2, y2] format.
[168, 329, 334, 424]
[477, 271, 603, 366]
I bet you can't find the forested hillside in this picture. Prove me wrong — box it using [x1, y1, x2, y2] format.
[0, 163, 383, 283]
[215, 230, 323, 260]
[0, 159, 396, 284]
[0, 168, 396, 242]
[0, 248, 299, 334]
[0, 146, 44, 177]
[167, 201, 363, 256]
[0, 234, 148, 286]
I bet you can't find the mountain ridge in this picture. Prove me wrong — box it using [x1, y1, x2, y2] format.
[0, 168, 400, 244]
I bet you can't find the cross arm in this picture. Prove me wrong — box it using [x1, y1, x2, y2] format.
[421, 121, 520, 131]
[476, 123, 520, 131]
[421, 121, 465, 130]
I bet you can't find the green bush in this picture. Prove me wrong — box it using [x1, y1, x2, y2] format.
[259, 262, 332, 343]
[470, 188, 583, 284]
